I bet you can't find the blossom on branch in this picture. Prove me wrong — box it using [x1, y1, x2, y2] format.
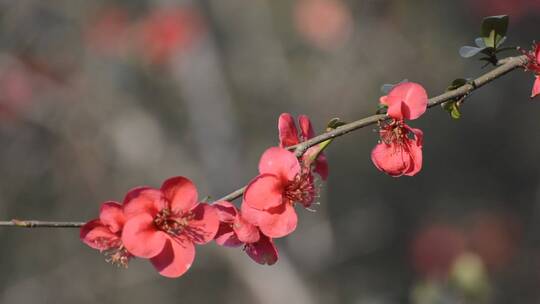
[380, 82, 428, 120]
[372, 82, 427, 177]
[121, 177, 219, 278]
[242, 147, 316, 238]
[214, 201, 278, 265]
[80, 202, 131, 267]
[278, 113, 329, 180]
[371, 120, 423, 177]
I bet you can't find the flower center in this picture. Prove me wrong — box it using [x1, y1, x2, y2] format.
[380, 120, 407, 145]
[153, 208, 193, 236]
[284, 169, 316, 207]
[378, 120, 418, 157]
[104, 245, 131, 268]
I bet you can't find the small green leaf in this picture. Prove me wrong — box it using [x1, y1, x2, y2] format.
[496, 36, 507, 47]
[442, 101, 461, 119]
[481, 15, 509, 48]
[376, 104, 388, 115]
[474, 37, 486, 48]
[480, 47, 496, 56]
[442, 78, 468, 120]
[447, 78, 468, 91]
[459, 46, 484, 58]
[494, 45, 516, 54]
[450, 104, 461, 119]
[327, 117, 347, 130]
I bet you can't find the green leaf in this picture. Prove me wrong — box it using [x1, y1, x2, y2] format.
[481, 15, 509, 48]
[376, 104, 388, 115]
[447, 78, 468, 91]
[459, 46, 484, 58]
[479, 47, 496, 56]
[327, 117, 347, 130]
[450, 104, 461, 119]
[496, 36, 507, 47]
[442, 78, 467, 120]
[442, 101, 461, 119]
[494, 45, 516, 54]
[474, 37, 486, 48]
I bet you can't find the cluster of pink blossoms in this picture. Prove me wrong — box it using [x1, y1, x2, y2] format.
[81, 113, 328, 278]
[80, 85, 431, 277]
[371, 82, 428, 177]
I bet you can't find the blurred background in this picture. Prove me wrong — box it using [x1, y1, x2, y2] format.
[0, 0, 539, 303]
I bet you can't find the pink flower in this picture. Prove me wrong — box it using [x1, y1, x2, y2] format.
[137, 8, 203, 64]
[523, 43, 540, 98]
[241, 147, 316, 238]
[380, 82, 428, 120]
[214, 201, 278, 265]
[371, 120, 423, 177]
[121, 177, 219, 278]
[294, 0, 353, 51]
[278, 113, 328, 180]
[411, 224, 466, 279]
[80, 202, 131, 267]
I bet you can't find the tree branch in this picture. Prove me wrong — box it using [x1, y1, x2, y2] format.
[0, 55, 529, 228]
[217, 55, 529, 202]
[0, 220, 86, 228]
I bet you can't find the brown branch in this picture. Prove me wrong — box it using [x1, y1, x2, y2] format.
[217, 55, 529, 202]
[0, 55, 529, 228]
[0, 219, 85, 228]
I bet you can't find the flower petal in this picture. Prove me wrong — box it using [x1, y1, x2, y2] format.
[213, 200, 238, 223]
[371, 142, 410, 177]
[150, 237, 195, 278]
[161, 176, 198, 213]
[99, 201, 125, 233]
[408, 126, 424, 147]
[122, 214, 168, 258]
[532, 76, 540, 99]
[245, 234, 279, 265]
[244, 174, 284, 210]
[315, 152, 329, 180]
[384, 96, 405, 120]
[278, 113, 299, 147]
[403, 125, 423, 176]
[185, 203, 220, 245]
[241, 202, 269, 227]
[258, 147, 300, 181]
[80, 219, 119, 251]
[234, 215, 260, 243]
[298, 115, 315, 139]
[123, 186, 151, 204]
[405, 140, 423, 176]
[258, 203, 298, 238]
[123, 187, 165, 219]
[214, 223, 243, 247]
[385, 82, 428, 120]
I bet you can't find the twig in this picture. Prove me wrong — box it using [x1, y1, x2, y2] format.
[0, 219, 86, 228]
[0, 55, 529, 228]
[217, 55, 529, 202]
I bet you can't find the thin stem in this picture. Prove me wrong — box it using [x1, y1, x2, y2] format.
[0, 220, 85, 228]
[217, 55, 529, 202]
[0, 55, 529, 228]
